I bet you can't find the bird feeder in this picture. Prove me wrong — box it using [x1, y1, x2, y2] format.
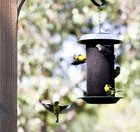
[76, 0, 124, 104]
[78, 33, 123, 104]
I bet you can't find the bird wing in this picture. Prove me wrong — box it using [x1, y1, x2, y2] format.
[59, 103, 76, 114]
[96, 44, 115, 60]
[71, 61, 85, 65]
[100, 46, 112, 56]
[41, 103, 54, 113]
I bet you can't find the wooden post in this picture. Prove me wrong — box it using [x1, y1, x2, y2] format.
[0, 0, 17, 131]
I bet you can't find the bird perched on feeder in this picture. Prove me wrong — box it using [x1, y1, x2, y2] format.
[96, 44, 115, 60]
[104, 84, 122, 96]
[71, 54, 86, 65]
[40, 101, 76, 123]
[114, 66, 121, 78]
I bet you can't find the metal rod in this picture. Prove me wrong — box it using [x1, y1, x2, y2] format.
[98, 8, 102, 33]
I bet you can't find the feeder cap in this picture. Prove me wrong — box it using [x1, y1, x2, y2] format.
[78, 33, 123, 45]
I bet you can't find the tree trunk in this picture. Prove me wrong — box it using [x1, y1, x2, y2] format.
[0, 0, 17, 131]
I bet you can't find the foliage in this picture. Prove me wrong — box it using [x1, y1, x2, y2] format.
[18, 0, 140, 131]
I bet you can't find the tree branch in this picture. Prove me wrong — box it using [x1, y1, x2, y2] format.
[18, 0, 26, 17]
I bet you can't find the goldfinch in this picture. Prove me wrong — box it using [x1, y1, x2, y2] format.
[41, 101, 76, 123]
[104, 84, 122, 96]
[71, 54, 86, 65]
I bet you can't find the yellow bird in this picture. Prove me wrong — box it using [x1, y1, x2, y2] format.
[71, 54, 86, 65]
[41, 101, 76, 123]
[104, 84, 122, 96]
[104, 84, 115, 96]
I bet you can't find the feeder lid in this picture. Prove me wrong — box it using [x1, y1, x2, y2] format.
[78, 96, 123, 104]
[78, 33, 123, 45]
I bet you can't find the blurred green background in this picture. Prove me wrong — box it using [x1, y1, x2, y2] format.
[18, 0, 140, 131]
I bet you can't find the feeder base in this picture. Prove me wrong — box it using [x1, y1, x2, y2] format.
[78, 96, 123, 104]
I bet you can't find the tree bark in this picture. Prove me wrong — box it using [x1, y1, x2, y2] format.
[0, 0, 17, 131]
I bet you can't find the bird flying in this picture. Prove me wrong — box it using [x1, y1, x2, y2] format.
[104, 84, 122, 96]
[41, 101, 76, 123]
[71, 54, 86, 65]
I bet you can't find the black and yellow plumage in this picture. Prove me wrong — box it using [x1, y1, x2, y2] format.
[104, 84, 115, 96]
[71, 54, 86, 65]
[104, 84, 122, 96]
[41, 101, 76, 123]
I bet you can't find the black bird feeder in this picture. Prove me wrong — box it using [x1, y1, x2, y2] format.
[78, 0, 123, 104]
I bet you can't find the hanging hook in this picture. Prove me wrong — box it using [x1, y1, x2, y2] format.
[91, 0, 106, 8]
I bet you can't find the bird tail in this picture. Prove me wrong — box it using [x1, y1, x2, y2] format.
[56, 114, 59, 123]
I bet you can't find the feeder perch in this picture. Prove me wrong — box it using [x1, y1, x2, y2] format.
[78, 33, 123, 104]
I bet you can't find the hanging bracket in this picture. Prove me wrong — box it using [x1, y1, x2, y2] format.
[91, 0, 106, 33]
[91, 0, 106, 8]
